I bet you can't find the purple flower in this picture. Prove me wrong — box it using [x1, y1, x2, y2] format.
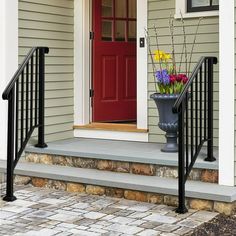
[155, 69, 170, 85]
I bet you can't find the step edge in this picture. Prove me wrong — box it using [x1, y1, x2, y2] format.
[0, 161, 234, 203]
[24, 147, 218, 170]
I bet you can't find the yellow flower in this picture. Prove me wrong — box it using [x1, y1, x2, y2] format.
[153, 50, 171, 62]
[164, 54, 171, 60]
[154, 50, 164, 61]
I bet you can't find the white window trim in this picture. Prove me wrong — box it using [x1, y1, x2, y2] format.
[74, 0, 148, 142]
[0, 0, 18, 160]
[218, 0, 235, 186]
[175, 0, 219, 19]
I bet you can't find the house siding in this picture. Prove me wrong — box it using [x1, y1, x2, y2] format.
[19, 0, 74, 142]
[147, 0, 219, 147]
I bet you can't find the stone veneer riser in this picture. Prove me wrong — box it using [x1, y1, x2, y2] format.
[25, 153, 219, 183]
[14, 175, 236, 216]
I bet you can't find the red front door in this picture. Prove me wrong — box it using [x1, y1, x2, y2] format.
[92, 0, 137, 122]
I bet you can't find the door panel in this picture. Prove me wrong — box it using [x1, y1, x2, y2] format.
[93, 0, 137, 122]
[101, 56, 118, 101]
[124, 56, 136, 100]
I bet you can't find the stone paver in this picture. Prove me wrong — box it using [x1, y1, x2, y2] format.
[0, 185, 219, 235]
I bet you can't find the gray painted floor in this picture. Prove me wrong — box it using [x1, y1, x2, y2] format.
[26, 138, 218, 170]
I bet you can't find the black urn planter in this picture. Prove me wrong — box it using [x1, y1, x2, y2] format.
[151, 93, 179, 153]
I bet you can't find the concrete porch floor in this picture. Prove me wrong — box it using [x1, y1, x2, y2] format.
[25, 138, 218, 170]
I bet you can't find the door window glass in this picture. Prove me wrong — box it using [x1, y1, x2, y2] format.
[102, 20, 113, 41]
[100, 0, 136, 42]
[115, 21, 126, 41]
[128, 0, 136, 18]
[102, 0, 113, 17]
[115, 0, 127, 18]
[128, 21, 136, 41]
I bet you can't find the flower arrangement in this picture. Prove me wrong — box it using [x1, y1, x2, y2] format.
[154, 50, 188, 94]
[145, 15, 202, 95]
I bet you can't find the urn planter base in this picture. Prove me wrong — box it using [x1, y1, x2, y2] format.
[161, 132, 178, 153]
[151, 93, 179, 153]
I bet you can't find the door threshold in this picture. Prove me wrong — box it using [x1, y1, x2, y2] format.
[73, 122, 148, 133]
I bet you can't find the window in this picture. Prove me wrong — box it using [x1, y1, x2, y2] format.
[187, 0, 219, 13]
[101, 0, 136, 42]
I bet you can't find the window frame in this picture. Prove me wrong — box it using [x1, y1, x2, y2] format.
[187, 0, 219, 13]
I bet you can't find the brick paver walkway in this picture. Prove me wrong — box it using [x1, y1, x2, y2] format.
[0, 185, 218, 236]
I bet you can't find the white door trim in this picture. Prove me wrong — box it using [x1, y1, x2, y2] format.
[218, 0, 235, 186]
[74, 0, 148, 141]
[74, 129, 148, 142]
[74, 0, 90, 126]
[0, 0, 18, 160]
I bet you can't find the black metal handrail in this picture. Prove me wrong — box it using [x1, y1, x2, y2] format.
[173, 56, 217, 213]
[2, 47, 49, 202]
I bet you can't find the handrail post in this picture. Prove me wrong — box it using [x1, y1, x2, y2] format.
[35, 48, 47, 148]
[3, 89, 17, 202]
[205, 58, 216, 162]
[176, 104, 188, 213]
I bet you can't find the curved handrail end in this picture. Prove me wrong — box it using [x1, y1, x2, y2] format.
[44, 47, 49, 54]
[2, 47, 49, 100]
[213, 57, 217, 64]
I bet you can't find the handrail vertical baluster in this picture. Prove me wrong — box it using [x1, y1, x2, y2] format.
[21, 71, 24, 146]
[190, 84, 194, 161]
[3, 89, 17, 201]
[204, 60, 207, 140]
[35, 48, 47, 148]
[26, 63, 29, 137]
[15, 80, 19, 162]
[30, 55, 34, 128]
[195, 74, 198, 152]
[176, 104, 188, 214]
[200, 66, 203, 143]
[185, 94, 189, 175]
[35, 49, 38, 126]
[205, 58, 216, 162]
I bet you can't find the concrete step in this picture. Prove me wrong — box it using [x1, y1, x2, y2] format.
[24, 138, 219, 183]
[0, 160, 235, 203]
[25, 138, 218, 170]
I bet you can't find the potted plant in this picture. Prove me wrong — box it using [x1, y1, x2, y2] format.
[146, 15, 202, 153]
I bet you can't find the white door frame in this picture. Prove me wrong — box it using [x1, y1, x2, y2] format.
[74, 0, 148, 141]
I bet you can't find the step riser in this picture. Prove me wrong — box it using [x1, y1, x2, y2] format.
[25, 152, 218, 183]
[13, 175, 235, 215]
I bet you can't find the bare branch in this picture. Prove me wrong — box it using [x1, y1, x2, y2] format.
[153, 24, 163, 72]
[188, 17, 203, 77]
[145, 28, 158, 92]
[169, 14, 176, 74]
[180, 11, 188, 76]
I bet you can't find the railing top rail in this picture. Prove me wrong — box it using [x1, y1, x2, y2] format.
[172, 56, 217, 114]
[2, 47, 49, 100]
